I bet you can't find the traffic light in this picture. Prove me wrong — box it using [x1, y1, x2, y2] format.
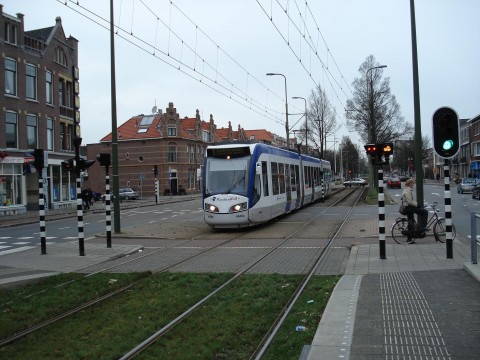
[33, 149, 44, 172]
[61, 158, 75, 172]
[96, 153, 111, 168]
[364, 144, 377, 156]
[432, 107, 459, 158]
[78, 158, 95, 171]
[153, 165, 158, 177]
[364, 143, 394, 165]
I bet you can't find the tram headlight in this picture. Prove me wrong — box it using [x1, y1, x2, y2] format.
[229, 202, 247, 213]
[205, 203, 219, 213]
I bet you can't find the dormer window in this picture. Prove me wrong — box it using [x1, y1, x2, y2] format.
[54, 47, 68, 67]
[4, 22, 17, 45]
[168, 126, 177, 137]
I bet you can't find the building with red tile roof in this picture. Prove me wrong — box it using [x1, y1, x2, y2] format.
[85, 102, 289, 197]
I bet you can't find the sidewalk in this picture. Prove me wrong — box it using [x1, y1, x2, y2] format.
[306, 241, 480, 360]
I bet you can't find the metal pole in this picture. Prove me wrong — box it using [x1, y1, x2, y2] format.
[410, 0, 424, 205]
[105, 167, 112, 248]
[471, 212, 478, 264]
[267, 73, 289, 148]
[38, 171, 47, 254]
[444, 159, 453, 258]
[378, 166, 386, 259]
[110, 0, 121, 232]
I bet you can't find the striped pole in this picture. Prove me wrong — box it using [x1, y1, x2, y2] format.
[38, 173, 47, 254]
[444, 159, 453, 258]
[321, 171, 324, 202]
[378, 166, 386, 259]
[77, 176, 85, 256]
[105, 170, 112, 248]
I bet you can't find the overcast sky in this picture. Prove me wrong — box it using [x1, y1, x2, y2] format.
[6, 0, 480, 149]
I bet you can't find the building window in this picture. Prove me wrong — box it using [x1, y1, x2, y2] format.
[5, 58, 17, 96]
[27, 114, 38, 149]
[168, 145, 177, 162]
[46, 70, 53, 105]
[26, 64, 37, 100]
[6, 112, 18, 148]
[167, 126, 177, 136]
[55, 47, 68, 66]
[4, 22, 17, 44]
[47, 118, 54, 151]
[59, 80, 64, 106]
[67, 124, 74, 150]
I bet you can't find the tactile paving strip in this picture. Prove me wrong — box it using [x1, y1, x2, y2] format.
[380, 272, 451, 360]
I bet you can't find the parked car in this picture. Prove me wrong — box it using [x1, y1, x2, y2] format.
[386, 177, 401, 189]
[457, 178, 477, 194]
[118, 188, 139, 200]
[343, 178, 368, 187]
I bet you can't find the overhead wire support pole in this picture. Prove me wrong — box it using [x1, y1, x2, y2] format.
[110, 0, 121, 233]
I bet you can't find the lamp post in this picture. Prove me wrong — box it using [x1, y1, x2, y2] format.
[292, 96, 307, 152]
[267, 73, 289, 149]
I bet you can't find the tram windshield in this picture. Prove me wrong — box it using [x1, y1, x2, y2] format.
[205, 156, 250, 196]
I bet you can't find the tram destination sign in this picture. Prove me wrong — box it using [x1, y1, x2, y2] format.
[207, 146, 251, 159]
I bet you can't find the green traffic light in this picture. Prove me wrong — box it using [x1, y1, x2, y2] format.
[442, 140, 454, 151]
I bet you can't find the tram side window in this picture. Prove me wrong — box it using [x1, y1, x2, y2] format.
[279, 163, 286, 194]
[295, 165, 300, 196]
[271, 162, 279, 195]
[310, 167, 314, 188]
[262, 161, 269, 196]
[290, 164, 296, 192]
[304, 166, 309, 188]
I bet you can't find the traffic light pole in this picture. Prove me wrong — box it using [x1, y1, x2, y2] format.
[73, 137, 85, 256]
[105, 166, 112, 248]
[378, 166, 386, 259]
[34, 149, 47, 255]
[443, 159, 453, 258]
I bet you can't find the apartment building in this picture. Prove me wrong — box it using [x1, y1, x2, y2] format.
[0, 4, 80, 212]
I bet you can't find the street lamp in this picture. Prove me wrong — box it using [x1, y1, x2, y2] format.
[292, 96, 307, 152]
[267, 73, 289, 148]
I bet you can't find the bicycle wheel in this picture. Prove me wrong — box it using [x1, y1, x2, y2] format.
[391, 218, 412, 244]
[433, 219, 456, 243]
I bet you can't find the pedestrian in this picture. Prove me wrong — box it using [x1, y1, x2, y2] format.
[401, 178, 429, 243]
[453, 173, 460, 185]
[81, 187, 90, 210]
[436, 173, 440, 182]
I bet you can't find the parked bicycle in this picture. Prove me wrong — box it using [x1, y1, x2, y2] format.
[391, 202, 456, 244]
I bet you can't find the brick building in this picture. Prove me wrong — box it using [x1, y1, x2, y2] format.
[84, 102, 287, 198]
[0, 4, 80, 212]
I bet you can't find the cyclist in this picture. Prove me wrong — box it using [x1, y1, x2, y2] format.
[402, 179, 429, 242]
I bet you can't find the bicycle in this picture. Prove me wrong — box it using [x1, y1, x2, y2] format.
[391, 201, 456, 244]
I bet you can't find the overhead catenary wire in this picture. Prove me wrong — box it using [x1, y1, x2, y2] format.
[58, 0, 288, 126]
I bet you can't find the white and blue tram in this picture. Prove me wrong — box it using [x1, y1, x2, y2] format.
[202, 143, 331, 228]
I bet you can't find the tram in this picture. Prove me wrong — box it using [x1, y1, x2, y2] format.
[202, 142, 331, 228]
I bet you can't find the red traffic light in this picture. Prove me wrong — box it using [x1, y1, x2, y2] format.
[61, 158, 75, 172]
[364, 144, 377, 155]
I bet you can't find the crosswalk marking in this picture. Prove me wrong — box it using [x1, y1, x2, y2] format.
[0, 246, 36, 256]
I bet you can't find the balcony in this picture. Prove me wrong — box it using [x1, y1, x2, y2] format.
[60, 106, 74, 119]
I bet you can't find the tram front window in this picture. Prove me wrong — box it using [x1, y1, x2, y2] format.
[205, 157, 249, 196]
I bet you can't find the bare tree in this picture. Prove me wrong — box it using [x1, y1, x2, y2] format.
[345, 55, 412, 144]
[295, 84, 338, 158]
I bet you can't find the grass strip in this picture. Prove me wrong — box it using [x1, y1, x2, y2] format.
[0, 272, 149, 339]
[0, 273, 339, 359]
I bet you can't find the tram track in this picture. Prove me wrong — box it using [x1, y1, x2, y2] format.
[120, 187, 365, 359]
[0, 186, 365, 358]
